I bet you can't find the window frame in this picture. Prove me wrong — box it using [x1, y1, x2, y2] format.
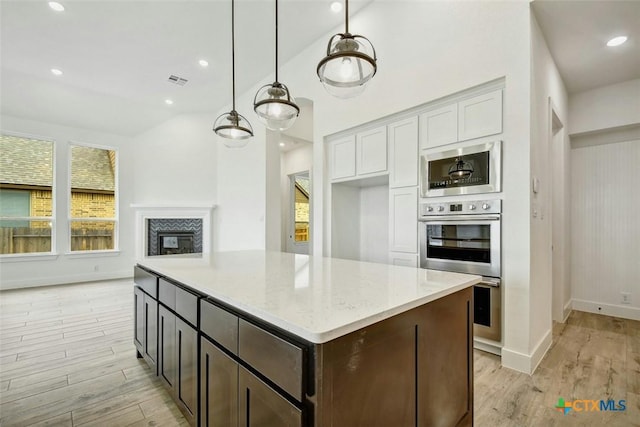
[67, 141, 119, 254]
[0, 131, 57, 258]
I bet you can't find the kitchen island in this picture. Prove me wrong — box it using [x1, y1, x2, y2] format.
[134, 250, 480, 427]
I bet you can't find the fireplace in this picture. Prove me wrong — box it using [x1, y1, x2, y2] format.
[132, 204, 214, 260]
[147, 218, 203, 257]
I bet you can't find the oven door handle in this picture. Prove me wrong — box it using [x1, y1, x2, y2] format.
[477, 278, 500, 288]
[419, 214, 500, 222]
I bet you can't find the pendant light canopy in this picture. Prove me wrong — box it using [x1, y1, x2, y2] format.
[448, 157, 474, 179]
[214, 0, 253, 147]
[317, 0, 377, 99]
[253, 0, 300, 131]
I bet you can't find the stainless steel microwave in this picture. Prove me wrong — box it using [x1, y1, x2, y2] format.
[420, 140, 502, 198]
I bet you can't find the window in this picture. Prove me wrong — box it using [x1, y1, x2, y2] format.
[0, 134, 55, 254]
[69, 144, 117, 252]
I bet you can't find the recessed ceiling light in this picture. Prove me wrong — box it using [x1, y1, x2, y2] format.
[198, 59, 209, 68]
[607, 36, 628, 47]
[50, 68, 63, 76]
[48, 2, 65, 12]
[330, 2, 342, 13]
[279, 142, 285, 147]
[165, 99, 174, 105]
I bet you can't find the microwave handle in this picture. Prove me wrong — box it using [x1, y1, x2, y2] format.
[419, 214, 500, 222]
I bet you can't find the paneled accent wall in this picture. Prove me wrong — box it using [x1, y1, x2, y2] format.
[571, 137, 640, 318]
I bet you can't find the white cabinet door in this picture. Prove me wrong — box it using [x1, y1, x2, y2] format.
[389, 252, 418, 268]
[419, 105, 457, 149]
[388, 187, 417, 253]
[458, 89, 503, 141]
[356, 126, 387, 176]
[388, 117, 418, 188]
[330, 135, 356, 180]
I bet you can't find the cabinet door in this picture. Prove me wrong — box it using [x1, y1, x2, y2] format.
[134, 286, 144, 356]
[388, 117, 418, 188]
[200, 337, 238, 427]
[389, 252, 418, 268]
[143, 294, 158, 372]
[238, 367, 302, 427]
[419, 105, 457, 149]
[458, 89, 503, 141]
[176, 317, 198, 424]
[158, 305, 176, 391]
[389, 187, 418, 253]
[356, 126, 387, 176]
[329, 135, 356, 181]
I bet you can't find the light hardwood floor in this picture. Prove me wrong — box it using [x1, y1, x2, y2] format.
[1, 280, 639, 426]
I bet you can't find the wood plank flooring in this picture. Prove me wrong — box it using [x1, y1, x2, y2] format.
[1, 280, 639, 426]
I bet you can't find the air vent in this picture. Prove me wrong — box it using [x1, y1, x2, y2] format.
[168, 75, 188, 86]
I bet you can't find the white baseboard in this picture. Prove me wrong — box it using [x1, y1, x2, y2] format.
[502, 329, 552, 375]
[572, 298, 640, 321]
[562, 300, 572, 323]
[474, 338, 502, 356]
[0, 270, 132, 290]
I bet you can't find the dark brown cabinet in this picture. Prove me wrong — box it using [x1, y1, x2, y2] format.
[239, 366, 303, 427]
[158, 305, 176, 390]
[176, 317, 198, 424]
[200, 337, 238, 427]
[134, 286, 157, 373]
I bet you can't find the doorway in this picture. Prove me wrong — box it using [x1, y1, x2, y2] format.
[287, 172, 310, 254]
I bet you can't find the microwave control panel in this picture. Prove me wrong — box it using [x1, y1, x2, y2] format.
[420, 199, 501, 217]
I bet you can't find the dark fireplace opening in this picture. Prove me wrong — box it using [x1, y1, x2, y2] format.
[158, 231, 195, 255]
[147, 218, 203, 256]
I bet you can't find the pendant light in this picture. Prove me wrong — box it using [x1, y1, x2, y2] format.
[213, 0, 253, 147]
[253, 0, 300, 131]
[317, 0, 377, 99]
[448, 157, 474, 179]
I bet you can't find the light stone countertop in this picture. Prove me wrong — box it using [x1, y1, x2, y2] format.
[138, 250, 480, 344]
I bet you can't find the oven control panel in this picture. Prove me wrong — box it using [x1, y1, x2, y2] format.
[420, 199, 501, 217]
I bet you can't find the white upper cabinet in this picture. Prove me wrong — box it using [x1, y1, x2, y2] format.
[329, 135, 356, 181]
[457, 89, 503, 142]
[388, 186, 417, 253]
[356, 126, 388, 176]
[388, 117, 418, 188]
[419, 105, 458, 150]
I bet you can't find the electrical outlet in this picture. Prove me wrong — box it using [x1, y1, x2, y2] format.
[94, 265, 100, 272]
[621, 292, 631, 305]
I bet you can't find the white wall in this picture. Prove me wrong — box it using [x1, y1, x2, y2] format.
[215, 1, 534, 372]
[570, 138, 640, 320]
[569, 79, 640, 135]
[524, 13, 570, 372]
[0, 114, 135, 289]
[359, 185, 389, 264]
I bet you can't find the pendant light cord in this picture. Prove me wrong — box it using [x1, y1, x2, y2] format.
[275, 0, 279, 82]
[231, 0, 236, 111]
[345, 0, 349, 34]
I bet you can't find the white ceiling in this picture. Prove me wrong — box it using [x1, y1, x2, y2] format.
[531, 0, 640, 94]
[1, 1, 638, 137]
[0, 0, 370, 136]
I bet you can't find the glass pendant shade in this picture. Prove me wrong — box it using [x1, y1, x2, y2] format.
[317, 33, 377, 99]
[448, 158, 474, 179]
[213, 110, 253, 147]
[254, 83, 300, 131]
[213, 0, 253, 145]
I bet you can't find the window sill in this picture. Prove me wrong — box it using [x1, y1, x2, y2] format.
[0, 253, 60, 263]
[64, 250, 121, 259]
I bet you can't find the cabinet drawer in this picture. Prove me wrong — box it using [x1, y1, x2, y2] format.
[134, 266, 157, 298]
[238, 319, 303, 401]
[201, 299, 238, 355]
[176, 287, 198, 328]
[159, 278, 176, 310]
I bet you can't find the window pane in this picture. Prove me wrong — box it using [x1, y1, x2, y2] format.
[70, 146, 115, 218]
[70, 220, 115, 251]
[0, 219, 52, 253]
[0, 134, 54, 254]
